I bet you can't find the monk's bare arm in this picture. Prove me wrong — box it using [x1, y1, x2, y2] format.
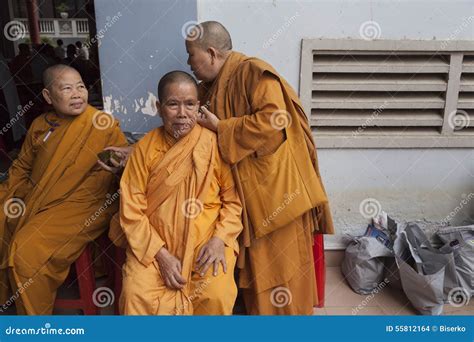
[119, 139, 166, 266]
[215, 73, 287, 164]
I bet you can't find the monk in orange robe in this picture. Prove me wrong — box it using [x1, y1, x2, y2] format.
[109, 71, 243, 315]
[185, 21, 335, 315]
[0, 65, 127, 315]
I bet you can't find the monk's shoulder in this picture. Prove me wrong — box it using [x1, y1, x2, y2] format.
[133, 127, 163, 152]
[30, 112, 47, 128]
[239, 58, 300, 103]
[233, 58, 282, 97]
[238, 58, 279, 80]
[201, 127, 217, 143]
[27, 113, 50, 135]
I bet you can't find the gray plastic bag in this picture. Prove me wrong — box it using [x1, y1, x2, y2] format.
[342, 236, 393, 295]
[394, 223, 455, 315]
[404, 223, 458, 301]
[397, 254, 445, 315]
[436, 225, 474, 296]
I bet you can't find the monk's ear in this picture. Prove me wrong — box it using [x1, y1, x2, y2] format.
[208, 47, 218, 63]
[42, 88, 53, 105]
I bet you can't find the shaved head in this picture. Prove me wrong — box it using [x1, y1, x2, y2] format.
[187, 21, 232, 52]
[42, 64, 81, 90]
[41, 64, 88, 117]
[158, 70, 198, 102]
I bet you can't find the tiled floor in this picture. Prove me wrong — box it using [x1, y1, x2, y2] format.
[313, 266, 473, 316]
[3, 265, 472, 316]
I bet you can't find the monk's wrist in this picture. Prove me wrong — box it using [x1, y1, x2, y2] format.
[156, 246, 168, 259]
[213, 117, 221, 132]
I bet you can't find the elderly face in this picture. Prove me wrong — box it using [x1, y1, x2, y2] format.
[185, 40, 218, 82]
[157, 82, 199, 140]
[42, 69, 88, 116]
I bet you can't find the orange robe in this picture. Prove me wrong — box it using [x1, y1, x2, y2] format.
[109, 125, 242, 315]
[199, 51, 335, 315]
[0, 105, 127, 315]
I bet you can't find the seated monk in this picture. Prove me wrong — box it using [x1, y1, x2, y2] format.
[0, 64, 128, 315]
[108, 70, 243, 315]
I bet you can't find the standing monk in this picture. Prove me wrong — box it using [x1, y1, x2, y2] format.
[0, 65, 127, 315]
[185, 21, 334, 315]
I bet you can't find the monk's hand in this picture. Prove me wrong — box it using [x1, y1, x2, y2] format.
[197, 106, 219, 132]
[97, 146, 134, 174]
[155, 247, 187, 290]
[195, 236, 226, 277]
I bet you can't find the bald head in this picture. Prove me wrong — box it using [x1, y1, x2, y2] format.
[158, 70, 198, 102]
[187, 21, 232, 52]
[41, 64, 88, 117]
[42, 64, 81, 90]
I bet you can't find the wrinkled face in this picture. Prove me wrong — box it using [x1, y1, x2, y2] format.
[185, 40, 216, 82]
[157, 82, 199, 140]
[42, 69, 88, 116]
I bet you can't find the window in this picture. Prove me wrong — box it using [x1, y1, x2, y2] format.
[299, 39, 474, 148]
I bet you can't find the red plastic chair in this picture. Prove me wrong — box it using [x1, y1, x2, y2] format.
[54, 244, 99, 315]
[313, 234, 325, 308]
[54, 235, 115, 315]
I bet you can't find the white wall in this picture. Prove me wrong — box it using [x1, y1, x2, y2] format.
[198, 0, 474, 248]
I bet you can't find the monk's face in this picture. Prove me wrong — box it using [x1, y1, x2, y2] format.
[185, 40, 220, 82]
[42, 69, 88, 116]
[157, 82, 199, 140]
